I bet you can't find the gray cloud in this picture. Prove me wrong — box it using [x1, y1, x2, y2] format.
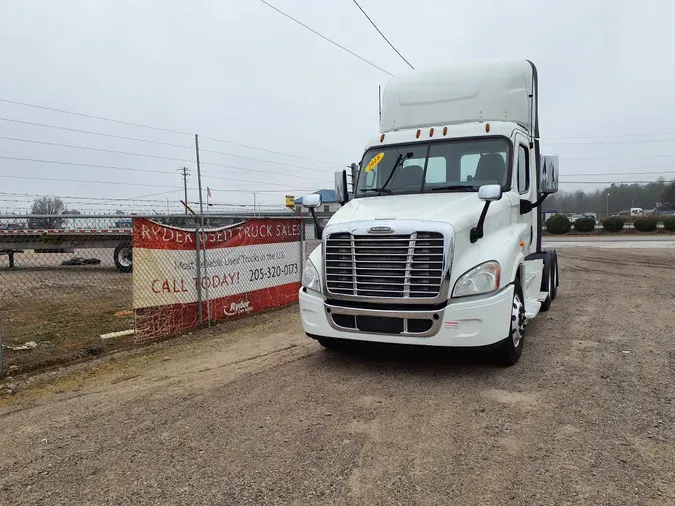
[1, 0, 673, 212]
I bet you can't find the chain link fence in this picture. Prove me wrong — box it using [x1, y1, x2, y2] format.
[0, 213, 320, 375]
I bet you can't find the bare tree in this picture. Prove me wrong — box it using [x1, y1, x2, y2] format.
[29, 196, 65, 228]
[661, 181, 675, 210]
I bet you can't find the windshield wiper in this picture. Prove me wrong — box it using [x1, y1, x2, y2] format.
[358, 152, 413, 196]
[360, 187, 393, 195]
[430, 185, 478, 192]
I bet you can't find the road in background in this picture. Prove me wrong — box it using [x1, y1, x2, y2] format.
[544, 236, 675, 248]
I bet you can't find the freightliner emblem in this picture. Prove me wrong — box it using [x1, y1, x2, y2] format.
[368, 226, 394, 234]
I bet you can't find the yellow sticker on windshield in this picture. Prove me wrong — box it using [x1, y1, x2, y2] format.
[364, 152, 384, 172]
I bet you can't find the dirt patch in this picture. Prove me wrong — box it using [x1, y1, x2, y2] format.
[1, 264, 134, 374]
[1, 249, 674, 505]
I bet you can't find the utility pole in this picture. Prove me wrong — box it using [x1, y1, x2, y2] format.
[179, 166, 190, 215]
[194, 134, 210, 325]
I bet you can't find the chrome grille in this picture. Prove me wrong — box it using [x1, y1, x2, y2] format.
[325, 232, 445, 298]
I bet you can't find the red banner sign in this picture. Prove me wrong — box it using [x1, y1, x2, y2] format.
[132, 218, 302, 341]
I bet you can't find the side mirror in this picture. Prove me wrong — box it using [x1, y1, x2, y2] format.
[540, 154, 559, 194]
[302, 193, 324, 240]
[471, 185, 502, 244]
[334, 170, 348, 204]
[478, 184, 503, 201]
[302, 194, 322, 209]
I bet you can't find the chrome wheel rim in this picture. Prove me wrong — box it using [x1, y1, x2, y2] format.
[511, 292, 525, 348]
[119, 247, 132, 268]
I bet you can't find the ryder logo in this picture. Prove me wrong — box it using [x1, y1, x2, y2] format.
[223, 301, 253, 316]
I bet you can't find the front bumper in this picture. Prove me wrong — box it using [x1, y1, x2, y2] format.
[299, 285, 514, 347]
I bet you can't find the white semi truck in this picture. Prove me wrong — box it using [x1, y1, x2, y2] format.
[299, 59, 559, 365]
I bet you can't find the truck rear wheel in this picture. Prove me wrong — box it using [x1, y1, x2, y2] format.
[550, 251, 558, 301]
[114, 241, 132, 273]
[540, 257, 553, 312]
[496, 284, 525, 366]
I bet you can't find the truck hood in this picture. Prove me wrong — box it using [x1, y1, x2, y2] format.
[328, 193, 507, 231]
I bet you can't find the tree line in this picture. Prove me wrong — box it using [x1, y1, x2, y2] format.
[544, 179, 675, 216]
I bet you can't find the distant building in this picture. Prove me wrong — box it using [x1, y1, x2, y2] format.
[294, 189, 345, 216]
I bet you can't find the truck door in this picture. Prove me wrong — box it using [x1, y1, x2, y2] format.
[513, 133, 534, 255]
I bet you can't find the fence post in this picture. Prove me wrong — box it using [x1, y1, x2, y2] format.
[0, 319, 4, 378]
[194, 133, 211, 326]
[299, 215, 306, 278]
[194, 215, 203, 325]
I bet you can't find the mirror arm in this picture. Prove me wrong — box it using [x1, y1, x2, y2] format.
[470, 201, 492, 243]
[520, 193, 549, 215]
[309, 207, 323, 240]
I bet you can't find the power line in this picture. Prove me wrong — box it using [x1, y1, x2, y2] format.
[198, 146, 335, 170]
[565, 171, 675, 176]
[0, 135, 194, 162]
[0, 119, 342, 170]
[0, 156, 331, 184]
[545, 131, 675, 140]
[0, 191, 298, 210]
[0, 98, 191, 135]
[565, 153, 675, 160]
[543, 137, 675, 145]
[0, 189, 183, 203]
[257, 0, 393, 76]
[199, 136, 345, 166]
[350, 0, 414, 70]
[16, 133, 675, 166]
[0, 156, 328, 190]
[0, 173, 317, 193]
[559, 180, 668, 184]
[0, 117, 193, 149]
[0, 98, 346, 165]
[0, 136, 335, 175]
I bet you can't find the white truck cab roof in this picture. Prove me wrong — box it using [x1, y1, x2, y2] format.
[366, 120, 528, 151]
[380, 59, 537, 136]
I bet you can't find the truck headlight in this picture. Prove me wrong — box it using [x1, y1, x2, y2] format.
[302, 260, 321, 292]
[453, 261, 500, 298]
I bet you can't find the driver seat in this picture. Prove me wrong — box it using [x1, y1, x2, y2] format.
[474, 153, 506, 184]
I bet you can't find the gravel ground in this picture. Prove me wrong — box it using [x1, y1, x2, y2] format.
[1, 248, 674, 505]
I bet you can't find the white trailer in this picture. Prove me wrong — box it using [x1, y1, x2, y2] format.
[298, 59, 559, 365]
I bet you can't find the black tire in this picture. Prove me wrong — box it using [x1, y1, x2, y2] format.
[540, 257, 552, 312]
[550, 251, 558, 301]
[495, 282, 526, 366]
[114, 241, 132, 273]
[316, 337, 346, 351]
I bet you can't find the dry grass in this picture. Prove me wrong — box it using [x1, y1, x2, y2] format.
[1, 265, 134, 373]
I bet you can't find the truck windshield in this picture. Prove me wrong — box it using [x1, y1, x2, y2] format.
[355, 138, 511, 197]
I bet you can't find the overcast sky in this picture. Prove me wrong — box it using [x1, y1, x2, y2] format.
[1, 0, 674, 214]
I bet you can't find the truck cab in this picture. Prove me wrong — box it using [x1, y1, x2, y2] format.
[299, 59, 559, 365]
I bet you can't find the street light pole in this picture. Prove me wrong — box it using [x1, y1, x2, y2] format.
[606, 192, 609, 217]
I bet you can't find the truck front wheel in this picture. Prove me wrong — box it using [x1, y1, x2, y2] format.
[496, 284, 526, 366]
[114, 241, 132, 273]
